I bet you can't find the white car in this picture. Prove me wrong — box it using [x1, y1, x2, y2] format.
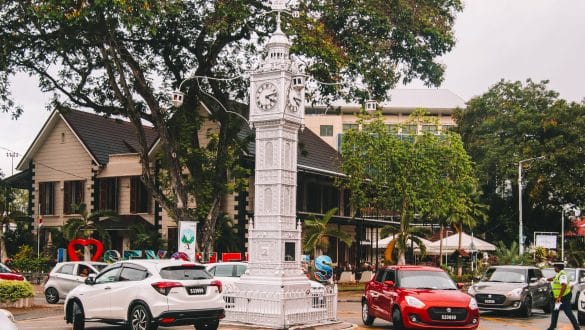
[0, 309, 17, 330]
[579, 288, 585, 325]
[44, 261, 108, 303]
[205, 261, 326, 290]
[64, 259, 224, 330]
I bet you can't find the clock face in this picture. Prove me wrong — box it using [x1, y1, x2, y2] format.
[255, 82, 279, 111]
[287, 88, 302, 113]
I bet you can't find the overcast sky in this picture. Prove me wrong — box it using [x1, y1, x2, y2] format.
[1, 0, 584, 176]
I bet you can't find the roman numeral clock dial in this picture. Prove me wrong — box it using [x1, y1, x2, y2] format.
[255, 82, 279, 111]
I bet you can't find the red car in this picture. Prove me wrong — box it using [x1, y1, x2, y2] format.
[362, 265, 479, 329]
[0, 263, 25, 281]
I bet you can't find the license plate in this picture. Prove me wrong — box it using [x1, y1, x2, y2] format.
[441, 314, 457, 320]
[484, 299, 495, 304]
[187, 287, 206, 295]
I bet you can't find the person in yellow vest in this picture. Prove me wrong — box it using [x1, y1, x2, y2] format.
[547, 262, 580, 330]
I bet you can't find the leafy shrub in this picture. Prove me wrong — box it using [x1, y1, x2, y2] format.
[0, 280, 34, 302]
[9, 245, 52, 273]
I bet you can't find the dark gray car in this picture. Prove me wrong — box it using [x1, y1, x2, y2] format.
[467, 265, 552, 317]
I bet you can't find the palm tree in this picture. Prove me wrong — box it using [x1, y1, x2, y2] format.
[302, 208, 353, 257]
[494, 241, 532, 265]
[381, 224, 430, 265]
[129, 222, 166, 257]
[62, 203, 118, 251]
[446, 185, 488, 275]
[215, 214, 240, 254]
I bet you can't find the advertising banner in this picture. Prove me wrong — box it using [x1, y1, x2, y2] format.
[178, 221, 197, 261]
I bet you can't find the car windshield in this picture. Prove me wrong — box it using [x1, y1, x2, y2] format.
[542, 268, 556, 279]
[160, 265, 212, 280]
[565, 268, 577, 282]
[482, 268, 525, 283]
[397, 270, 457, 290]
[0, 264, 11, 273]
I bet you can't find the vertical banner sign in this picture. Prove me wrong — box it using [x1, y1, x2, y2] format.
[178, 221, 197, 261]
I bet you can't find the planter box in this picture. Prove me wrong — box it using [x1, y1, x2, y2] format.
[0, 297, 33, 308]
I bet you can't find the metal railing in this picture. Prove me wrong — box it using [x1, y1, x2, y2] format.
[222, 285, 338, 328]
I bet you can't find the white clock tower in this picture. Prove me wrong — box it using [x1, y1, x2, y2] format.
[238, 12, 308, 292]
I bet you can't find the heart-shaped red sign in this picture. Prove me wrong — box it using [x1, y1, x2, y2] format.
[67, 238, 105, 262]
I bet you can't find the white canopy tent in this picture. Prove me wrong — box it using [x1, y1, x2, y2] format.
[426, 232, 496, 255]
[374, 235, 434, 250]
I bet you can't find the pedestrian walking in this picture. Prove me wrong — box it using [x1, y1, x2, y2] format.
[546, 262, 580, 330]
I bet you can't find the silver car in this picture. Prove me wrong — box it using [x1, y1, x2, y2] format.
[44, 261, 108, 303]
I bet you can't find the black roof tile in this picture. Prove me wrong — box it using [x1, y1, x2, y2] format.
[60, 109, 159, 165]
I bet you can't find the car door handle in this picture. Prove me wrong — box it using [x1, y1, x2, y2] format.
[370, 292, 379, 298]
[104, 286, 111, 290]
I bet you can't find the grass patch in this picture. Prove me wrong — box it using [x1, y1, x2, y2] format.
[338, 282, 365, 291]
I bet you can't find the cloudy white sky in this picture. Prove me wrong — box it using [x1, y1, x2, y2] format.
[1, 0, 584, 176]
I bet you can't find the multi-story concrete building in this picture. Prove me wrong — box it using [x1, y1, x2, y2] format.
[304, 89, 466, 150]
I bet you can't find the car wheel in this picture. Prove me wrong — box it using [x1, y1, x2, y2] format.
[71, 301, 85, 330]
[44, 287, 59, 304]
[392, 308, 405, 330]
[579, 311, 585, 326]
[194, 320, 219, 330]
[520, 296, 533, 317]
[361, 301, 375, 325]
[129, 304, 154, 330]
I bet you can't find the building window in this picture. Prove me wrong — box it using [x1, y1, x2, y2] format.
[39, 182, 55, 215]
[386, 124, 399, 134]
[97, 178, 118, 212]
[342, 123, 358, 132]
[130, 176, 150, 214]
[64, 180, 85, 214]
[320, 125, 334, 137]
[401, 124, 417, 135]
[441, 125, 455, 132]
[284, 242, 296, 261]
[421, 125, 438, 134]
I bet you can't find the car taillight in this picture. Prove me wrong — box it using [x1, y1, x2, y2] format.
[151, 281, 183, 296]
[210, 280, 222, 293]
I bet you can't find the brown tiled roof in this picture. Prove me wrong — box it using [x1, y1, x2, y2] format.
[60, 109, 159, 165]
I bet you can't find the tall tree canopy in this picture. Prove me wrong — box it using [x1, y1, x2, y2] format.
[338, 111, 481, 264]
[0, 0, 462, 252]
[454, 79, 585, 245]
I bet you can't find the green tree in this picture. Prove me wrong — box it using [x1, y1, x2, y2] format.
[339, 110, 481, 264]
[62, 203, 118, 250]
[0, 1, 462, 253]
[454, 79, 585, 245]
[302, 208, 353, 257]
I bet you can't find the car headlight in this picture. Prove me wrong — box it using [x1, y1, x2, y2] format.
[405, 296, 426, 308]
[467, 286, 476, 295]
[468, 297, 479, 310]
[510, 288, 524, 296]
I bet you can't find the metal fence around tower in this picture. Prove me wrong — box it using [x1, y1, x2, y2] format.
[222, 285, 338, 328]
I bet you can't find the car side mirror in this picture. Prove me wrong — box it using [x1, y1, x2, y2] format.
[457, 282, 465, 289]
[383, 280, 395, 287]
[473, 276, 481, 281]
[85, 274, 96, 285]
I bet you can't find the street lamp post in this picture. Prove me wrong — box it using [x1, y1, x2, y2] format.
[518, 156, 544, 256]
[6, 151, 19, 176]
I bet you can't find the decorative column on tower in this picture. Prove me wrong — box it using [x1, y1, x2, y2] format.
[236, 10, 309, 293]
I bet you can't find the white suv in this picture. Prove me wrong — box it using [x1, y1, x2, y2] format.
[64, 259, 224, 330]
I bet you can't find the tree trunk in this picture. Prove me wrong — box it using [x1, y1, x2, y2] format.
[439, 224, 444, 266]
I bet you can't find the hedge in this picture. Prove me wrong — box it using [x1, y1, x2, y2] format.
[0, 280, 35, 302]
